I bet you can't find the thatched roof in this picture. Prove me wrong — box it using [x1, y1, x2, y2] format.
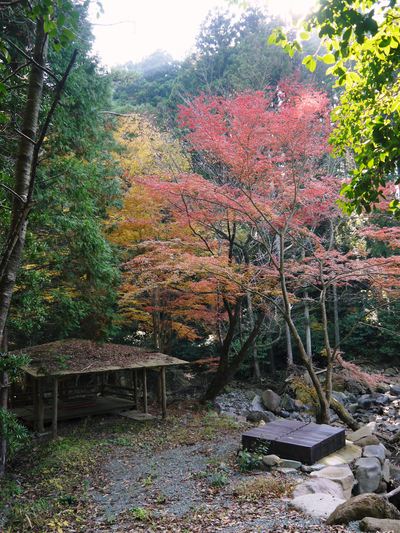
[13, 339, 188, 377]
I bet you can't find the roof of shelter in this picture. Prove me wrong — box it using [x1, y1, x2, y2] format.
[12, 339, 189, 377]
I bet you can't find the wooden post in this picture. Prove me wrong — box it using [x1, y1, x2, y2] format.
[37, 377, 44, 433]
[160, 367, 167, 419]
[52, 377, 58, 439]
[142, 368, 148, 414]
[133, 369, 138, 409]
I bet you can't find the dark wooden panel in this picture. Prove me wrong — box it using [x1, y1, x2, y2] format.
[242, 420, 345, 464]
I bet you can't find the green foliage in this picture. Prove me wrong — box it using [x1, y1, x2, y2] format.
[236, 442, 270, 472]
[272, 0, 400, 213]
[0, 409, 29, 459]
[130, 506, 152, 522]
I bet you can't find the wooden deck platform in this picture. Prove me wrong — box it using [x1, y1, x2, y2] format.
[242, 420, 345, 464]
[12, 395, 135, 426]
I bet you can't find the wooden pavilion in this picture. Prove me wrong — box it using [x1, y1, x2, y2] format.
[10, 339, 189, 437]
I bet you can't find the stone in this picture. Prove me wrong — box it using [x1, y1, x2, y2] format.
[363, 444, 386, 465]
[250, 394, 266, 412]
[390, 384, 400, 396]
[293, 478, 345, 499]
[294, 399, 304, 410]
[354, 435, 380, 447]
[261, 389, 281, 413]
[246, 410, 276, 424]
[279, 459, 302, 469]
[360, 517, 400, 532]
[262, 454, 281, 467]
[355, 457, 382, 494]
[347, 422, 376, 442]
[289, 493, 345, 519]
[332, 391, 348, 405]
[358, 395, 374, 409]
[276, 467, 298, 474]
[311, 464, 355, 499]
[326, 493, 400, 525]
[319, 442, 362, 467]
[281, 393, 296, 412]
[390, 463, 400, 482]
[382, 460, 390, 483]
[349, 403, 359, 414]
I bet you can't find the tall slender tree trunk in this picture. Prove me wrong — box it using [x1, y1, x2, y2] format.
[246, 291, 261, 381]
[152, 286, 161, 350]
[0, 19, 48, 346]
[285, 320, 293, 367]
[304, 291, 312, 358]
[332, 284, 340, 350]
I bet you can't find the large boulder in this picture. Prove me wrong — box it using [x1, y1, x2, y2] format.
[293, 478, 345, 499]
[355, 457, 382, 494]
[310, 464, 355, 499]
[360, 517, 400, 532]
[354, 435, 381, 447]
[348, 422, 376, 443]
[363, 444, 387, 465]
[326, 493, 400, 525]
[261, 389, 281, 413]
[357, 456, 383, 493]
[289, 493, 345, 519]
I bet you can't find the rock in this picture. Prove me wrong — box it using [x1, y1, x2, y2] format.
[355, 457, 382, 494]
[311, 464, 355, 499]
[293, 478, 345, 499]
[348, 422, 376, 442]
[390, 463, 400, 482]
[262, 454, 281, 467]
[279, 459, 302, 469]
[289, 493, 345, 519]
[390, 384, 400, 396]
[261, 389, 281, 413]
[294, 399, 304, 410]
[349, 403, 359, 414]
[358, 395, 374, 409]
[246, 410, 276, 424]
[276, 467, 298, 474]
[382, 460, 391, 483]
[360, 517, 400, 532]
[250, 394, 266, 412]
[354, 435, 380, 447]
[319, 442, 362, 466]
[374, 393, 391, 406]
[332, 391, 348, 405]
[327, 493, 400, 525]
[281, 393, 296, 412]
[376, 481, 388, 494]
[363, 444, 387, 465]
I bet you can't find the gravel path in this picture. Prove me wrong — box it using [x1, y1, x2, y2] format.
[89, 427, 360, 532]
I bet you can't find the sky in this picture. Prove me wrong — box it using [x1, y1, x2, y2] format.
[89, 0, 317, 68]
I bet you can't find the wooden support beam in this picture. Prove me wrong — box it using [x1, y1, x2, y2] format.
[37, 377, 44, 433]
[142, 368, 148, 414]
[161, 367, 167, 419]
[133, 369, 138, 409]
[52, 377, 58, 439]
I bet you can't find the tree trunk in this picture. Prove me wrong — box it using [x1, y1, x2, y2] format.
[285, 321, 293, 367]
[246, 291, 261, 381]
[152, 286, 161, 350]
[304, 291, 312, 358]
[332, 284, 340, 350]
[0, 19, 48, 346]
[203, 312, 265, 401]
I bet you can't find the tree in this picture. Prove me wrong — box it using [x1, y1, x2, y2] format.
[0, 0, 80, 475]
[270, 0, 400, 213]
[125, 83, 400, 423]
